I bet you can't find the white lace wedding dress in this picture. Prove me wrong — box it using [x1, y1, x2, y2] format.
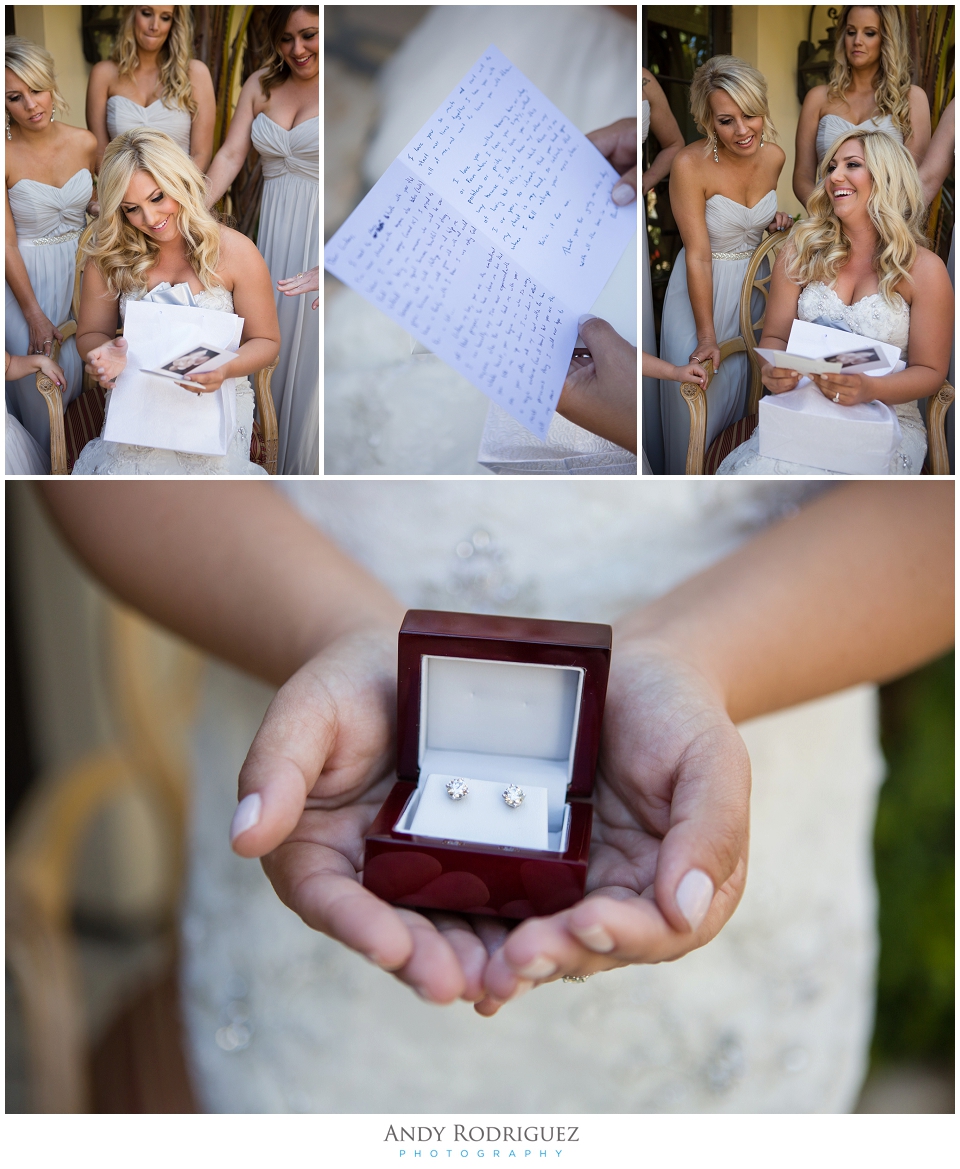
[72, 284, 266, 476]
[181, 482, 883, 1113]
[717, 282, 926, 475]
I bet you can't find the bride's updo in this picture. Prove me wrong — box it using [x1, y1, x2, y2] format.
[83, 127, 221, 298]
[689, 55, 778, 157]
[786, 129, 927, 306]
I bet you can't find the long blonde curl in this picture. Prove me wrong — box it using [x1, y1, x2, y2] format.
[827, 5, 913, 141]
[83, 128, 221, 299]
[112, 6, 197, 115]
[786, 129, 927, 306]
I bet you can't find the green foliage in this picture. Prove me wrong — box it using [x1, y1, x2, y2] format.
[872, 652, 954, 1064]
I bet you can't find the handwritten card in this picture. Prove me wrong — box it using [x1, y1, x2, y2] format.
[324, 45, 636, 439]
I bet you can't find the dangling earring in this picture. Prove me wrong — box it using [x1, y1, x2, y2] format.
[50, 106, 55, 122]
[712, 134, 719, 163]
[760, 131, 765, 148]
[5, 113, 11, 141]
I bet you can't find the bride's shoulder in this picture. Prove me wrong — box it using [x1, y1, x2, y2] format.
[903, 246, 951, 299]
[218, 226, 268, 278]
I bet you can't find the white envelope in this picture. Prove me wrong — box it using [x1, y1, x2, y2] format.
[103, 300, 243, 455]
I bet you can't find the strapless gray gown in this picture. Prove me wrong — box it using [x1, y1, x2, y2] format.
[5, 168, 91, 452]
[105, 95, 192, 155]
[658, 190, 775, 474]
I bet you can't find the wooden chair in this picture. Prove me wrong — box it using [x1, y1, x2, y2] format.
[6, 603, 202, 1112]
[679, 229, 955, 475]
[34, 223, 280, 474]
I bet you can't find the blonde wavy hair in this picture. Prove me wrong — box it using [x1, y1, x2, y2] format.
[689, 55, 778, 157]
[828, 6, 913, 141]
[83, 128, 221, 298]
[4, 36, 68, 113]
[786, 129, 927, 306]
[112, 6, 197, 115]
[258, 6, 319, 99]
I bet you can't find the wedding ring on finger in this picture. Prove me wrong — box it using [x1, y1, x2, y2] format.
[562, 975, 593, 983]
[502, 784, 525, 808]
[833, 391, 841, 403]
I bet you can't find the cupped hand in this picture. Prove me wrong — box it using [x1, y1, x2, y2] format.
[809, 370, 873, 406]
[476, 639, 751, 1014]
[586, 118, 638, 207]
[277, 265, 320, 310]
[179, 366, 229, 394]
[767, 212, 794, 234]
[27, 312, 64, 358]
[689, 338, 720, 373]
[84, 336, 127, 388]
[232, 627, 493, 1005]
[760, 358, 801, 395]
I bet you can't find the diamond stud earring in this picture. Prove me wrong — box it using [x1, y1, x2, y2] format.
[502, 784, 525, 808]
[446, 777, 469, 801]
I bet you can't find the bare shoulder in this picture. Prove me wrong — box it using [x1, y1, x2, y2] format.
[90, 59, 118, 82]
[802, 84, 829, 116]
[219, 224, 264, 265]
[911, 245, 948, 282]
[674, 141, 708, 174]
[909, 84, 931, 107]
[188, 58, 213, 83]
[765, 141, 786, 166]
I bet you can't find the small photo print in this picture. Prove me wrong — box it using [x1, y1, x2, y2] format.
[822, 347, 884, 370]
[161, 346, 221, 375]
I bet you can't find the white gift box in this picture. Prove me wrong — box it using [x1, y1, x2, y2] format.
[757, 319, 904, 474]
[103, 300, 242, 455]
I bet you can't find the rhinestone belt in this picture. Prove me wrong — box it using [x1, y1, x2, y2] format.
[18, 226, 84, 247]
[711, 249, 752, 260]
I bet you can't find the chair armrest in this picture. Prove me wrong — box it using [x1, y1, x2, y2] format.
[254, 356, 280, 475]
[681, 337, 746, 475]
[926, 381, 955, 476]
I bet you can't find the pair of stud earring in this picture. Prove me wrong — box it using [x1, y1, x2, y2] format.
[5, 106, 54, 140]
[445, 778, 525, 808]
[711, 130, 765, 163]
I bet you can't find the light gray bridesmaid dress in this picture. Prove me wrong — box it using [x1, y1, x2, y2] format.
[658, 190, 775, 474]
[105, 95, 193, 155]
[5, 168, 91, 452]
[250, 113, 320, 476]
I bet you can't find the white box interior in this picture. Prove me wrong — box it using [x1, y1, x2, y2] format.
[398, 655, 584, 852]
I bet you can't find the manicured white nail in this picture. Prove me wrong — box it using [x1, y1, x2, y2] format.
[229, 792, 262, 843]
[570, 923, 615, 953]
[509, 978, 534, 1000]
[676, 869, 714, 931]
[517, 956, 558, 980]
[611, 182, 636, 206]
[578, 313, 597, 328]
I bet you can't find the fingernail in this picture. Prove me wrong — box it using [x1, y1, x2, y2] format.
[611, 182, 636, 206]
[509, 978, 535, 1000]
[578, 313, 597, 327]
[229, 792, 262, 843]
[569, 923, 615, 953]
[676, 869, 714, 931]
[516, 956, 558, 980]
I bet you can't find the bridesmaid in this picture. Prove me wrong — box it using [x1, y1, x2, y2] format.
[5, 36, 96, 452]
[86, 5, 215, 173]
[206, 6, 319, 476]
[641, 67, 684, 474]
[794, 5, 929, 208]
[658, 56, 791, 475]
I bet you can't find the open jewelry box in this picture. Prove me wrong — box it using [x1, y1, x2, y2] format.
[362, 610, 612, 920]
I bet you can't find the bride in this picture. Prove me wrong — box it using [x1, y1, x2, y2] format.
[718, 129, 952, 476]
[72, 128, 280, 475]
[657, 56, 792, 474]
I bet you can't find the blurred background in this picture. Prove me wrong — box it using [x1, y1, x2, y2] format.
[5, 482, 954, 1112]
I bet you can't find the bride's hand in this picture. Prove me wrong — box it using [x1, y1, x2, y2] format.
[476, 639, 750, 1014]
[181, 367, 228, 394]
[232, 628, 492, 1005]
[809, 370, 872, 406]
[760, 356, 801, 394]
[688, 339, 720, 374]
[84, 337, 127, 388]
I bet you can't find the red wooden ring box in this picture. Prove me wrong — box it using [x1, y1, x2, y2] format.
[362, 609, 612, 920]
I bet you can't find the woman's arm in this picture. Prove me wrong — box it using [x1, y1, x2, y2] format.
[905, 85, 932, 166]
[919, 98, 954, 207]
[755, 244, 804, 394]
[184, 229, 281, 393]
[793, 87, 825, 208]
[641, 69, 684, 194]
[5, 186, 64, 354]
[85, 60, 114, 173]
[669, 149, 719, 368]
[188, 59, 216, 173]
[204, 72, 260, 204]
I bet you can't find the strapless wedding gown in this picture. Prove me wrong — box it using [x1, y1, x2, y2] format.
[717, 282, 925, 475]
[815, 112, 901, 164]
[251, 113, 319, 476]
[105, 95, 192, 155]
[5, 168, 90, 452]
[659, 190, 775, 474]
[181, 481, 883, 1114]
[71, 284, 267, 476]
